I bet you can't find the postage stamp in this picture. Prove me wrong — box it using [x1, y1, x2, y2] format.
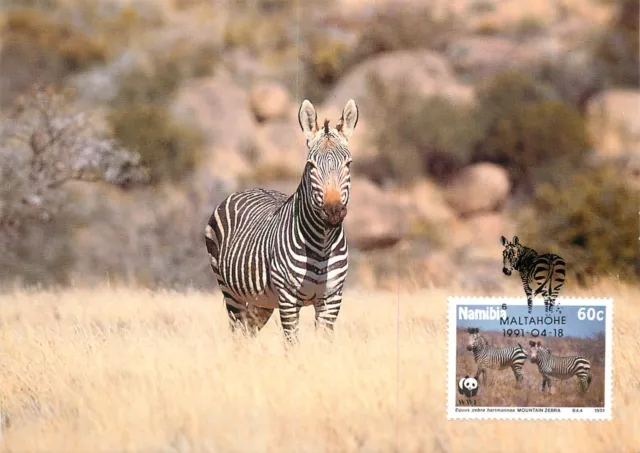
[447, 297, 613, 420]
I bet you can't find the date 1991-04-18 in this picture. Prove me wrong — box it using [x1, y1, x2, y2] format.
[503, 328, 564, 338]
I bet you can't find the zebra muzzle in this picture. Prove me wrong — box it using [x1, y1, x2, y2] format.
[321, 203, 347, 227]
[502, 267, 512, 276]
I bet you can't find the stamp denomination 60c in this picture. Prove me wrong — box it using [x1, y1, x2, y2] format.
[447, 297, 613, 420]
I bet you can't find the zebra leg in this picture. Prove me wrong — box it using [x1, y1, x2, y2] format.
[313, 293, 342, 335]
[482, 369, 488, 385]
[225, 300, 273, 336]
[512, 364, 524, 388]
[578, 374, 591, 392]
[277, 292, 302, 345]
[523, 284, 534, 314]
[542, 290, 551, 313]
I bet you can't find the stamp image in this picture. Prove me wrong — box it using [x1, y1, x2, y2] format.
[447, 297, 613, 420]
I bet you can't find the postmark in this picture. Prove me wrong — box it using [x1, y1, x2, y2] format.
[447, 297, 613, 420]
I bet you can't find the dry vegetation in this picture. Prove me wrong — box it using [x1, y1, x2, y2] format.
[0, 282, 638, 453]
[456, 329, 606, 407]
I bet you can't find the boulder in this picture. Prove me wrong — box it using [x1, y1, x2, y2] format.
[322, 50, 475, 110]
[344, 179, 409, 251]
[171, 74, 257, 154]
[444, 163, 510, 217]
[586, 89, 640, 158]
[249, 81, 293, 123]
[409, 178, 457, 227]
[462, 213, 514, 259]
[195, 147, 252, 192]
[446, 36, 545, 80]
[252, 118, 307, 181]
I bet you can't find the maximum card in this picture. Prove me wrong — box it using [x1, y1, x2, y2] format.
[447, 297, 613, 420]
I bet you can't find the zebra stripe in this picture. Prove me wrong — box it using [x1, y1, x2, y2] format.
[466, 327, 527, 387]
[205, 99, 359, 343]
[501, 235, 566, 313]
[529, 341, 592, 392]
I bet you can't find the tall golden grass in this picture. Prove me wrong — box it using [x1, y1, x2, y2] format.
[456, 329, 606, 407]
[0, 282, 638, 453]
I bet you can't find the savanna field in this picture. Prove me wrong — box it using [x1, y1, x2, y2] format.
[0, 282, 638, 453]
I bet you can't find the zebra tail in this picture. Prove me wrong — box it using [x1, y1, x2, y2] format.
[518, 343, 527, 357]
[588, 374, 592, 386]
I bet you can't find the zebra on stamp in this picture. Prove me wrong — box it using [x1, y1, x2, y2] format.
[529, 340, 593, 393]
[466, 327, 527, 388]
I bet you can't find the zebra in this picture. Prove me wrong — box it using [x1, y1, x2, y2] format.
[466, 327, 527, 387]
[205, 99, 359, 344]
[528, 340, 592, 393]
[500, 235, 566, 314]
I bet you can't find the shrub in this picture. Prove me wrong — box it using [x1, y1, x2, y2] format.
[474, 19, 500, 35]
[0, 87, 149, 286]
[473, 71, 591, 193]
[301, 37, 352, 103]
[364, 75, 482, 186]
[519, 165, 639, 285]
[107, 44, 213, 183]
[592, 0, 639, 87]
[348, 5, 460, 62]
[107, 105, 203, 184]
[0, 8, 108, 106]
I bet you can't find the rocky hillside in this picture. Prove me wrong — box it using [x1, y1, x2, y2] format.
[0, 0, 637, 290]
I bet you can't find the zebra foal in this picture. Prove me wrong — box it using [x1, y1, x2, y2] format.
[500, 235, 566, 314]
[205, 99, 359, 344]
[529, 340, 592, 393]
[466, 327, 527, 387]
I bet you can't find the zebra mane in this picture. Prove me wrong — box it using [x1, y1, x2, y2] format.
[323, 118, 330, 134]
[515, 245, 537, 268]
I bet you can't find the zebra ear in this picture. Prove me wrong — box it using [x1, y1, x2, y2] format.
[336, 99, 358, 140]
[298, 99, 319, 141]
[500, 235, 508, 246]
[537, 341, 541, 347]
[529, 340, 536, 347]
[513, 236, 519, 245]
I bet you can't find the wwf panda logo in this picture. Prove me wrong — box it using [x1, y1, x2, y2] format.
[458, 376, 479, 397]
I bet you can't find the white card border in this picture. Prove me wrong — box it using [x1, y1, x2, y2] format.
[446, 297, 613, 421]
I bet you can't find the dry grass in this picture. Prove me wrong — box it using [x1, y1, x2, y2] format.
[456, 329, 606, 407]
[0, 282, 638, 453]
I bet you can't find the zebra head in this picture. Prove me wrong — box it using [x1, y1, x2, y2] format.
[466, 327, 485, 351]
[528, 340, 550, 363]
[298, 99, 359, 228]
[500, 235, 523, 276]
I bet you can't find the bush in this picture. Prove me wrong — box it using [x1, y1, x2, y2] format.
[349, 5, 460, 61]
[0, 87, 148, 287]
[592, 0, 639, 87]
[108, 105, 203, 183]
[519, 165, 639, 285]
[473, 71, 591, 193]
[107, 45, 213, 183]
[0, 8, 108, 106]
[364, 75, 482, 186]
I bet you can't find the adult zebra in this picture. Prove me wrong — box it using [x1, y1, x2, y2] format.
[466, 327, 527, 387]
[529, 340, 592, 392]
[205, 99, 359, 344]
[500, 236, 566, 314]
